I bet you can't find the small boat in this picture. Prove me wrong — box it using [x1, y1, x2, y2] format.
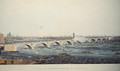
[81, 51, 93, 54]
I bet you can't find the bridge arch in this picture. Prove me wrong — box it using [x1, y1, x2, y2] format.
[41, 43, 48, 47]
[33, 42, 49, 48]
[15, 44, 32, 51]
[62, 40, 73, 45]
[24, 44, 32, 49]
[102, 38, 106, 41]
[97, 38, 101, 41]
[55, 42, 61, 45]
[91, 39, 96, 43]
[48, 41, 61, 47]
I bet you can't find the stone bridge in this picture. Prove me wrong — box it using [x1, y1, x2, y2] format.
[2, 39, 74, 51]
[86, 36, 109, 43]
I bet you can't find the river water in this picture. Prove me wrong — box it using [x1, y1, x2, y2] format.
[17, 37, 120, 59]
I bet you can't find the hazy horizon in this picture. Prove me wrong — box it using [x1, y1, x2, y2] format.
[0, 0, 120, 36]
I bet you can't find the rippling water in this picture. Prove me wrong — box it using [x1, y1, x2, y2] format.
[17, 43, 120, 59]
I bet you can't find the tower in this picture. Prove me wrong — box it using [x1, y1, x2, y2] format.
[73, 33, 75, 38]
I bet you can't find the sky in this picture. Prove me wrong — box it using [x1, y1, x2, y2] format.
[0, 0, 120, 36]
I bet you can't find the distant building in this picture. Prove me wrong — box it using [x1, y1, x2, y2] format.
[4, 32, 13, 40]
[0, 33, 4, 43]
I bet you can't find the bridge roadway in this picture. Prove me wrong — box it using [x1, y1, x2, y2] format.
[0, 38, 74, 51]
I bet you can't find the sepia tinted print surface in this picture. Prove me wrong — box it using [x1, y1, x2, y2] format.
[0, 0, 120, 65]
